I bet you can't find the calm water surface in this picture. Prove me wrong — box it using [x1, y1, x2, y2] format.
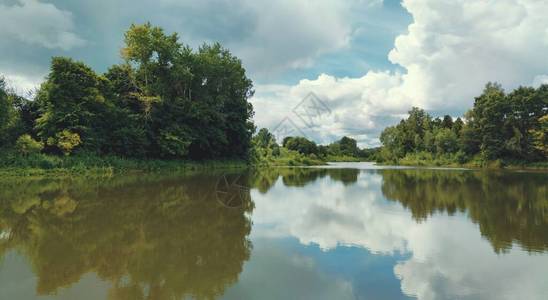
[0, 163, 547, 299]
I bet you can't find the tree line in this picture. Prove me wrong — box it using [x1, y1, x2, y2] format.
[0, 23, 254, 160]
[251, 127, 374, 165]
[379, 83, 548, 165]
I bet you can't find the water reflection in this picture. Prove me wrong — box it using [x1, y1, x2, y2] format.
[0, 166, 547, 299]
[0, 173, 253, 299]
[249, 166, 548, 300]
[251, 167, 548, 253]
[380, 169, 548, 253]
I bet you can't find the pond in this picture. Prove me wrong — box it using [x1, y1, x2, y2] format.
[0, 163, 547, 299]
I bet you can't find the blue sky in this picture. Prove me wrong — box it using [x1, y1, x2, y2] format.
[1, 0, 548, 146]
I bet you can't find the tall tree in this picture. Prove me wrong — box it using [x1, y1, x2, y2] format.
[35, 57, 112, 154]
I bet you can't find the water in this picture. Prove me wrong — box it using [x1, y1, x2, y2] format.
[0, 163, 547, 300]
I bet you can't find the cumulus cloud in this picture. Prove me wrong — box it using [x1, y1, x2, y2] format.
[0, 0, 85, 50]
[1, 72, 43, 96]
[159, 0, 353, 78]
[250, 170, 548, 300]
[252, 0, 548, 146]
[0, 0, 353, 96]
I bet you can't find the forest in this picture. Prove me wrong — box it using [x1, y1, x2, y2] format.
[377, 83, 548, 167]
[0, 23, 254, 164]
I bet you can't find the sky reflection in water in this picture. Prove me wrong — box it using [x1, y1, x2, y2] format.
[0, 164, 547, 299]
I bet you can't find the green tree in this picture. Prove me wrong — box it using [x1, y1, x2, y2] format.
[338, 136, 359, 156]
[284, 136, 318, 155]
[35, 57, 111, 153]
[435, 128, 458, 154]
[504, 86, 547, 159]
[441, 115, 453, 129]
[453, 117, 464, 136]
[472, 82, 508, 159]
[530, 115, 548, 157]
[0, 77, 25, 148]
[0, 77, 11, 146]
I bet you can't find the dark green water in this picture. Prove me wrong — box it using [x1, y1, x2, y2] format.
[0, 163, 547, 299]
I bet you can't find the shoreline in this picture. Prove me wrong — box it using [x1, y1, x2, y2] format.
[1, 154, 546, 179]
[0, 153, 250, 178]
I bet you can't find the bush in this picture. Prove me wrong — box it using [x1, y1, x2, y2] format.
[48, 130, 81, 156]
[15, 134, 43, 156]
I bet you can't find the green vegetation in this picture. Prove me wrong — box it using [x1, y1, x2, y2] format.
[251, 129, 375, 166]
[376, 83, 548, 168]
[0, 23, 254, 174]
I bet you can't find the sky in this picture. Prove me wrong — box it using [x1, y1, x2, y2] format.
[1, 0, 548, 147]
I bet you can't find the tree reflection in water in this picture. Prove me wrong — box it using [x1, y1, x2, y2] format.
[0, 167, 546, 300]
[0, 173, 253, 300]
[379, 169, 548, 253]
[251, 167, 548, 253]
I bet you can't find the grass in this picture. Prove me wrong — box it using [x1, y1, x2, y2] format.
[325, 155, 363, 162]
[377, 151, 548, 170]
[0, 151, 249, 178]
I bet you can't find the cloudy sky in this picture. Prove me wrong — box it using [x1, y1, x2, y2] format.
[1, 0, 548, 146]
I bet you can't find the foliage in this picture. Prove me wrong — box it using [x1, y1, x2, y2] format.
[0, 77, 26, 147]
[49, 130, 81, 156]
[34, 57, 109, 153]
[530, 115, 548, 156]
[1, 23, 255, 163]
[284, 136, 318, 155]
[378, 83, 548, 166]
[15, 134, 43, 156]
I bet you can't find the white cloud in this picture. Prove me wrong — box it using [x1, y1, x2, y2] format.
[159, 0, 353, 78]
[0, 0, 85, 50]
[238, 0, 351, 75]
[252, 0, 548, 146]
[395, 218, 548, 300]
[1, 72, 43, 96]
[532, 75, 548, 87]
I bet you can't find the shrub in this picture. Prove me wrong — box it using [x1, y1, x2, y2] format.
[48, 130, 81, 156]
[15, 134, 43, 156]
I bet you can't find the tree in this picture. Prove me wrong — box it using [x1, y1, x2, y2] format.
[0, 78, 24, 147]
[530, 115, 548, 157]
[121, 22, 179, 90]
[377, 82, 547, 164]
[338, 136, 359, 156]
[472, 82, 508, 159]
[35, 57, 111, 153]
[435, 128, 458, 154]
[253, 128, 276, 149]
[453, 117, 464, 136]
[380, 126, 405, 159]
[504, 86, 547, 159]
[284, 137, 318, 155]
[441, 115, 453, 129]
[0, 77, 11, 146]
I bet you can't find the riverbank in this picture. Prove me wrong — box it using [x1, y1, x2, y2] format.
[0, 152, 249, 178]
[376, 154, 548, 170]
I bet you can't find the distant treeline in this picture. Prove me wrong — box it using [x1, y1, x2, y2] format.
[251, 128, 376, 165]
[0, 23, 254, 160]
[378, 83, 548, 166]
